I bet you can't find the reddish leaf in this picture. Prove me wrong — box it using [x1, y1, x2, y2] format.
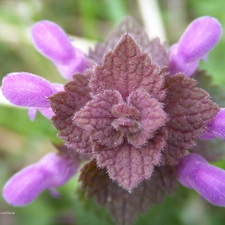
[79, 159, 177, 225]
[161, 74, 219, 164]
[74, 89, 168, 148]
[49, 74, 92, 153]
[74, 90, 124, 147]
[88, 17, 169, 67]
[90, 34, 165, 102]
[126, 90, 168, 147]
[94, 129, 167, 191]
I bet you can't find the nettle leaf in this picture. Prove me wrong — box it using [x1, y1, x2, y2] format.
[93, 129, 167, 191]
[90, 34, 165, 101]
[147, 38, 169, 68]
[161, 73, 219, 164]
[126, 90, 167, 147]
[74, 90, 124, 147]
[49, 74, 92, 153]
[74, 89, 167, 148]
[88, 16, 169, 67]
[79, 159, 177, 225]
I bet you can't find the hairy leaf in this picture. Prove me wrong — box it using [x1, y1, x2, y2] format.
[74, 90, 124, 147]
[88, 16, 169, 67]
[90, 34, 165, 101]
[161, 73, 219, 164]
[74, 89, 167, 148]
[93, 129, 167, 191]
[126, 90, 168, 147]
[49, 74, 92, 153]
[79, 159, 177, 225]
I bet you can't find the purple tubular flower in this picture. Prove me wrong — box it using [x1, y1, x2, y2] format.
[31, 20, 88, 80]
[168, 16, 222, 76]
[2, 72, 56, 108]
[177, 153, 225, 206]
[2, 72, 60, 120]
[2, 152, 79, 206]
[201, 108, 225, 140]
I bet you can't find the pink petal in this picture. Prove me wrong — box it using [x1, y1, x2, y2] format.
[177, 153, 225, 206]
[168, 16, 222, 76]
[178, 16, 222, 62]
[3, 165, 50, 206]
[2, 153, 79, 206]
[31, 20, 75, 64]
[38, 152, 79, 187]
[2, 72, 57, 108]
[39, 108, 55, 119]
[201, 108, 225, 140]
[31, 20, 88, 79]
[56, 48, 88, 79]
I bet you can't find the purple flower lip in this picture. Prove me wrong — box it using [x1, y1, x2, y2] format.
[168, 16, 222, 76]
[31, 20, 88, 79]
[201, 108, 225, 140]
[2, 152, 79, 206]
[177, 153, 225, 207]
[1, 72, 60, 120]
[2, 72, 57, 108]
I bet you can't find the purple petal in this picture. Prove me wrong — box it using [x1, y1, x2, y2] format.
[177, 153, 225, 206]
[2, 165, 50, 206]
[39, 108, 55, 119]
[52, 83, 64, 92]
[168, 44, 199, 76]
[56, 48, 88, 79]
[38, 152, 79, 187]
[2, 153, 79, 206]
[201, 108, 225, 140]
[2, 72, 57, 108]
[178, 16, 222, 61]
[31, 20, 75, 64]
[168, 16, 222, 76]
[31, 20, 88, 79]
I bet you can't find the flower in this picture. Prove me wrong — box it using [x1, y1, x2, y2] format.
[177, 153, 225, 206]
[31, 20, 88, 80]
[201, 108, 225, 140]
[168, 16, 222, 76]
[50, 20, 219, 192]
[1, 20, 89, 120]
[2, 152, 79, 206]
[2, 72, 60, 120]
[2, 15, 225, 225]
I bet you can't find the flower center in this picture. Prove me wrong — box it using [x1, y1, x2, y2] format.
[111, 117, 142, 134]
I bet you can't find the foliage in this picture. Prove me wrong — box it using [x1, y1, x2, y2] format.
[1, 0, 225, 225]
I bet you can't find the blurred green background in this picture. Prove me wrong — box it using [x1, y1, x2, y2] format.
[1, 0, 225, 225]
